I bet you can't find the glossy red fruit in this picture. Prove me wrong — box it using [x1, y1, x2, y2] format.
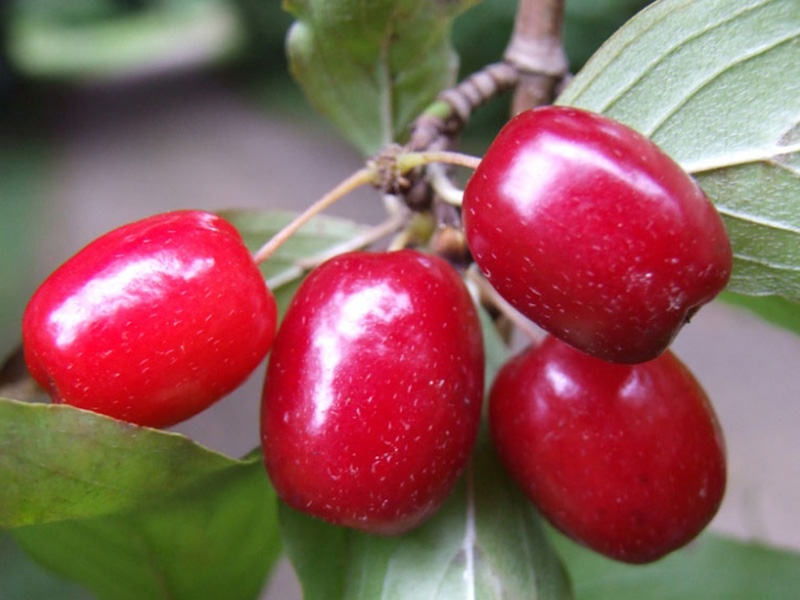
[490, 336, 726, 564]
[261, 250, 484, 535]
[23, 210, 277, 428]
[463, 106, 732, 363]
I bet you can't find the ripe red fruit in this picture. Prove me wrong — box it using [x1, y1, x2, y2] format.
[261, 250, 484, 535]
[22, 210, 277, 428]
[463, 106, 732, 363]
[489, 336, 726, 564]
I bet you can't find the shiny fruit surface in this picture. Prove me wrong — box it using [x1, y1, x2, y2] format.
[261, 250, 484, 535]
[463, 106, 732, 363]
[489, 336, 726, 563]
[23, 210, 277, 428]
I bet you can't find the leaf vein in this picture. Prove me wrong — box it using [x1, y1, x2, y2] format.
[567, 0, 693, 109]
[646, 27, 800, 137]
[717, 205, 800, 235]
[684, 140, 800, 173]
[597, 0, 770, 115]
[735, 252, 800, 272]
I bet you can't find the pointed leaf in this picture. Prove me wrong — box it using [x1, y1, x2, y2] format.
[284, 0, 478, 155]
[0, 398, 255, 528]
[551, 529, 800, 599]
[11, 460, 280, 600]
[557, 0, 800, 301]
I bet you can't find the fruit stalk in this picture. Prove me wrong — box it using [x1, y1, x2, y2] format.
[252, 167, 376, 265]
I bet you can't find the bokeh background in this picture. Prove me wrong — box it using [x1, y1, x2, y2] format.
[2, 1, 798, 598]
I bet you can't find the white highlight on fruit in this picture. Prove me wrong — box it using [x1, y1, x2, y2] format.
[545, 362, 579, 398]
[49, 254, 213, 348]
[501, 138, 667, 216]
[310, 283, 411, 429]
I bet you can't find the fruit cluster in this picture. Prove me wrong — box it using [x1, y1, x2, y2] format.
[21, 106, 730, 563]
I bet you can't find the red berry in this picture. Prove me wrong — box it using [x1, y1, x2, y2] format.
[22, 210, 277, 428]
[261, 250, 484, 534]
[463, 106, 732, 363]
[489, 336, 726, 564]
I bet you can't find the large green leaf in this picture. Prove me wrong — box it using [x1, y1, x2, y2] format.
[551, 529, 800, 599]
[10, 459, 279, 600]
[0, 398, 255, 528]
[279, 307, 572, 600]
[557, 0, 800, 302]
[284, 0, 478, 155]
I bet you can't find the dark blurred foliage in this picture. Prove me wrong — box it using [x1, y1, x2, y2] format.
[229, 0, 292, 72]
[0, 0, 654, 115]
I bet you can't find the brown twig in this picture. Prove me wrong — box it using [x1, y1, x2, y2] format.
[504, 0, 569, 114]
[407, 62, 519, 153]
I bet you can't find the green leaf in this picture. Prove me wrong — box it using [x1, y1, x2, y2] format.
[563, 0, 657, 68]
[284, 0, 478, 155]
[281, 431, 572, 600]
[477, 302, 510, 390]
[219, 209, 371, 315]
[557, 0, 800, 301]
[11, 459, 280, 600]
[0, 398, 256, 528]
[551, 529, 800, 599]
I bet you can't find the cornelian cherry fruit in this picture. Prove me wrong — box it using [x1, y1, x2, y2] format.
[463, 106, 732, 363]
[489, 336, 726, 563]
[261, 250, 484, 535]
[22, 210, 277, 428]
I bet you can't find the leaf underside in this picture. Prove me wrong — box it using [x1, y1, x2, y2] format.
[557, 0, 800, 307]
[219, 208, 372, 315]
